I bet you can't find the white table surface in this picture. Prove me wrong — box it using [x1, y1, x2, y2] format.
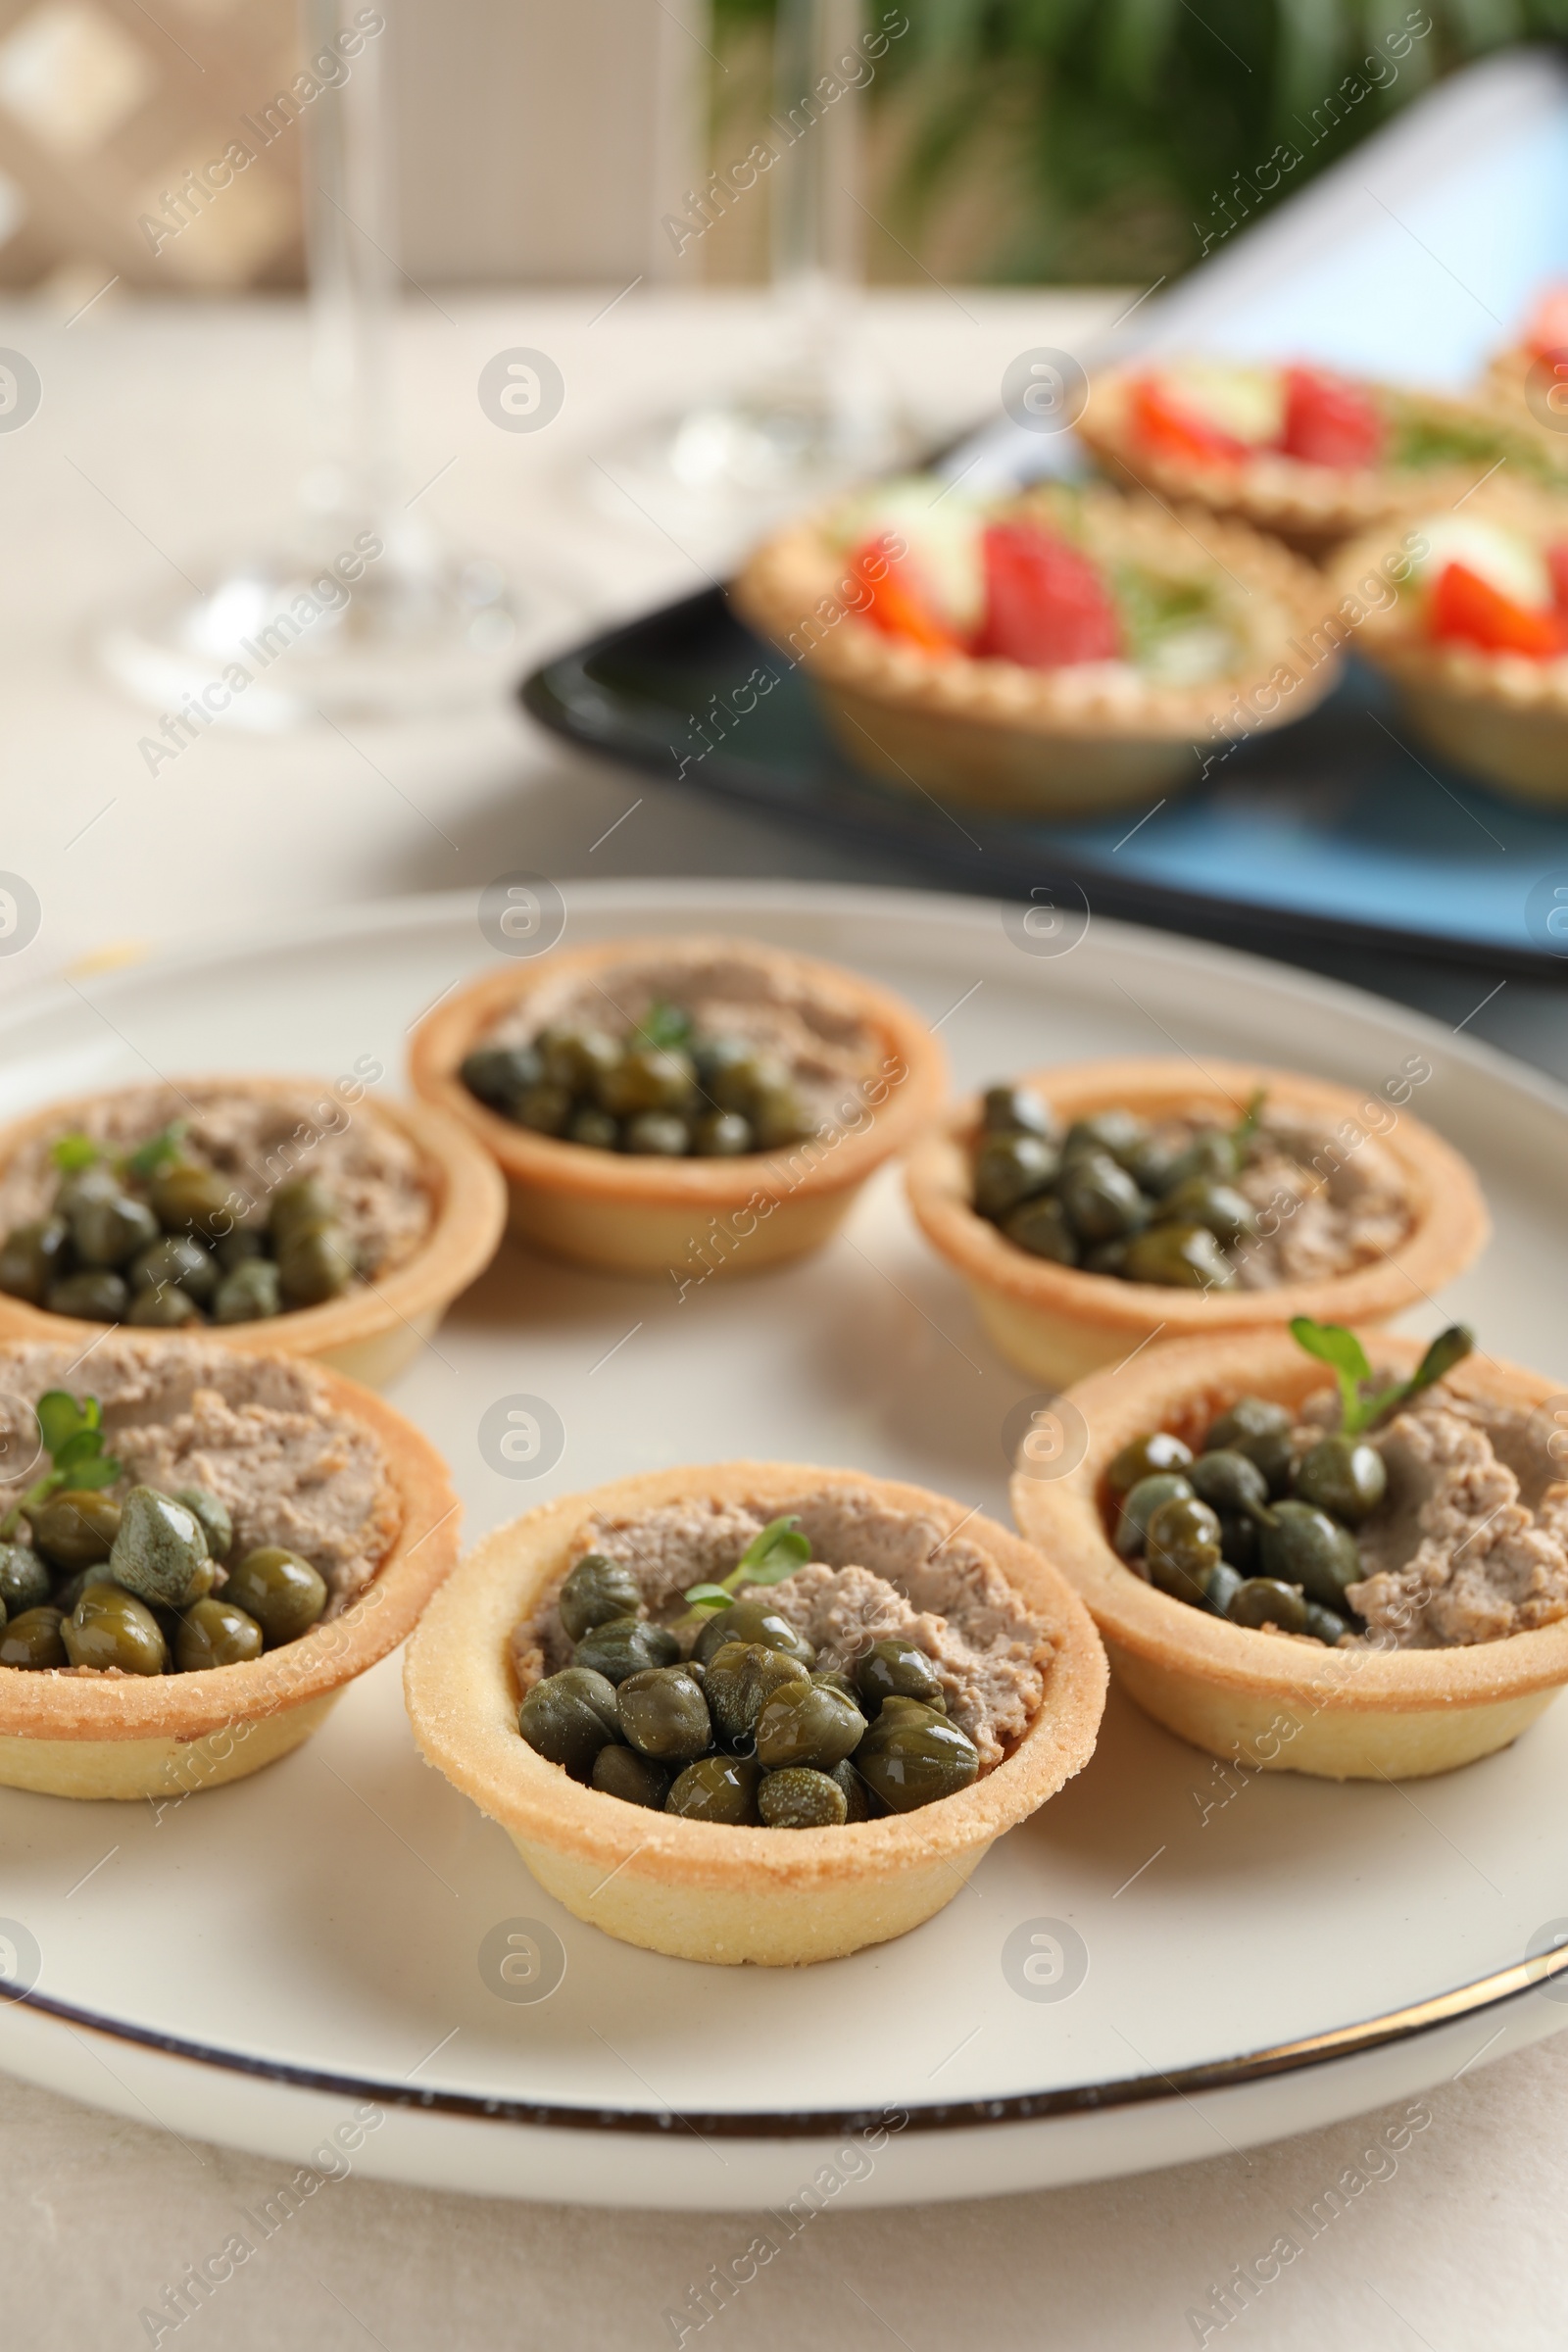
[2, 286, 1565, 2349]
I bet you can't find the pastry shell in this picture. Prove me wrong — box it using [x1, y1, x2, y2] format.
[1012, 1330, 1568, 1781]
[403, 1462, 1107, 1967]
[731, 486, 1342, 817]
[0, 1354, 461, 1799]
[0, 1078, 507, 1391]
[906, 1057, 1488, 1389]
[408, 936, 946, 1281]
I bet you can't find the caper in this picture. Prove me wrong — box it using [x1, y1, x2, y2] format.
[51, 1567, 100, 1616]
[1303, 1600, 1352, 1645]
[221, 1545, 328, 1643]
[1120, 1223, 1235, 1290]
[1187, 1449, 1271, 1517]
[1216, 1511, 1259, 1574]
[754, 1677, 864, 1772]
[1203, 1562, 1246, 1619]
[1001, 1195, 1078, 1264]
[973, 1133, 1058, 1222]
[0, 1542, 50, 1615]
[1165, 1127, 1241, 1186]
[981, 1084, 1056, 1140]
[149, 1163, 235, 1240]
[828, 1756, 873, 1821]
[512, 1082, 573, 1136]
[45, 1270, 129, 1321]
[692, 1110, 753, 1157]
[1113, 1472, 1195, 1559]
[1146, 1494, 1223, 1604]
[55, 1162, 121, 1214]
[760, 1767, 849, 1828]
[1105, 1430, 1193, 1498]
[1057, 1152, 1150, 1245]
[108, 1487, 209, 1609]
[693, 1599, 813, 1670]
[1205, 1396, 1292, 1453]
[537, 1024, 619, 1094]
[752, 1084, 814, 1151]
[704, 1640, 808, 1747]
[213, 1258, 282, 1323]
[1155, 1176, 1257, 1246]
[172, 1486, 232, 1562]
[623, 1111, 690, 1156]
[175, 1596, 264, 1672]
[590, 1743, 671, 1808]
[0, 1217, 68, 1303]
[1259, 1501, 1362, 1610]
[215, 1226, 267, 1272]
[617, 1664, 711, 1762]
[70, 1191, 159, 1268]
[665, 1754, 760, 1823]
[854, 1637, 944, 1716]
[558, 1552, 643, 1642]
[461, 1043, 543, 1113]
[276, 1223, 355, 1307]
[572, 1614, 681, 1686]
[268, 1176, 338, 1246]
[64, 1583, 168, 1674]
[565, 1105, 620, 1151]
[30, 1489, 122, 1569]
[1293, 1435, 1388, 1525]
[127, 1285, 203, 1327]
[129, 1233, 219, 1303]
[811, 1667, 858, 1704]
[703, 1045, 778, 1115]
[518, 1665, 622, 1780]
[856, 1696, 979, 1813]
[1226, 1578, 1308, 1636]
[599, 1048, 697, 1118]
[0, 1604, 66, 1669]
[1082, 1240, 1130, 1275]
[1117, 1134, 1183, 1196]
[1062, 1110, 1149, 1162]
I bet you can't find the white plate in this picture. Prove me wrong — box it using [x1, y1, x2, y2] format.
[1, 882, 1566, 2212]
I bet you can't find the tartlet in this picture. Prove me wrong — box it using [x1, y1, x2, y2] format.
[408, 936, 946, 1281]
[1077, 358, 1568, 558]
[731, 477, 1342, 816]
[906, 1057, 1488, 1387]
[0, 1076, 507, 1389]
[0, 1335, 459, 1798]
[403, 1462, 1107, 1966]
[1012, 1330, 1568, 1780]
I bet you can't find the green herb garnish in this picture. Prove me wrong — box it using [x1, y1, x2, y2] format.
[1230, 1087, 1265, 1154]
[50, 1133, 101, 1173]
[1290, 1318, 1473, 1437]
[632, 1001, 694, 1054]
[0, 1389, 122, 1538]
[121, 1121, 186, 1179]
[683, 1514, 812, 1615]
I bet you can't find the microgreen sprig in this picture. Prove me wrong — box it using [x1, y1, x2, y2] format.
[49, 1133, 100, 1173]
[632, 1001, 694, 1054]
[1230, 1087, 1265, 1155]
[0, 1390, 122, 1538]
[121, 1121, 187, 1179]
[684, 1514, 811, 1616]
[1290, 1318, 1473, 1437]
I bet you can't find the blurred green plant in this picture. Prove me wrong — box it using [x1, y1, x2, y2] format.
[714, 0, 1568, 280]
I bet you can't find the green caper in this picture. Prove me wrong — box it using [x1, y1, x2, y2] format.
[64, 1583, 168, 1674]
[55, 1162, 121, 1214]
[0, 1217, 69, 1303]
[1259, 1501, 1362, 1610]
[973, 1133, 1058, 1222]
[981, 1084, 1056, 1140]
[854, 1637, 945, 1716]
[0, 1543, 50, 1614]
[0, 1604, 66, 1668]
[213, 1258, 282, 1323]
[267, 1177, 337, 1246]
[704, 1640, 808, 1747]
[665, 1754, 760, 1823]
[1105, 1430, 1194, 1498]
[51, 1567, 100, 1615]
[703, 1044, 775, 1115]
[692, 1110, 753, 1157]
[70, 1191, 159, 1268]
[1204, 1562, 1246, 1619]
[565, 1105, 620, 1151]
[537, 1024, 620, 1094]
[828, 1756, 873, 1821]
[129, 1233, 219, 1302]
[1057, 1152, 1150, 1245]
[1205, 1396, 1292, 1453]
[1113, 1472, 1195, 1559]
[1226, 1578, 1308, 1635]
[811, 1667, 858, 1704]
[1165, 1127, 1241, 1185]
[617, 1664, 711, 1761]
[1117, 1134, 1182, 1196]
[1216, 1511, 1259, 1574]
[107, 1487, 208, 1609]
[1082, 1240, 1130, 1276]
[1001, 1195, 1078, 1264]
[623, 1111, 690, 1156]
[45, 1270, 129, 1320]
[518, 1665, 622, 1780]
[127, 1285, 203, 1327]
[512, 1082, 573, 1136]
[1146, 1495, 1223, 1605]
[30, 1489, 122, 1569]
[1061, 1110, 1149, 1161]
[760, 1767, 849, 1828]
[754, 1677, 864, 1772]
[693, 1600, 813, 1670]
[1120, 1223, 1235, 1290]
[221, 1545, 328, 1643]
[1303, 1600, 1352, 1645]
[215, 1226, 267, 1272]
[172, 1487, 232, 1561]
[175, 1596, 264, 1671]
[276, 1224, 355, 1306]
[461, 1043, 543, 1112]
[572, 1614, 681, 1686]
[590, 1743, 671, 1808]
[599, 1048, 697, 1117]
[1187, 1449, 1271, 1517]
[558, 1551, 643, 1642]
[1154, 1176, 1258, 1246]
[1292, 1436, 1388, 1524]
[855, 1696, 979, 1812]
[752, 1084, 814, 1150]
[149, 1162, 235, 1240]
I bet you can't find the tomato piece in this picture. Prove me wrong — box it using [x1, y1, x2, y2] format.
[848, 536, 962, 655]
[1280, 368, 1383, 467]
[1547, 540, 1568, 612]
[1525, 284, 1568, 362]
[974, 521, 1121, 668]
[1429, 561, 1566, 658]
[1127, 376, 1251, 466]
